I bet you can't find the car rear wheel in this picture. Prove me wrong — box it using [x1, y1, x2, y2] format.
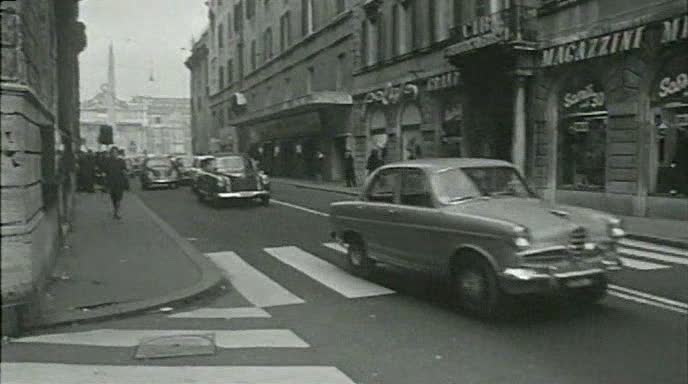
[453, 257, 502, 318]
[346, 238, 374, 278]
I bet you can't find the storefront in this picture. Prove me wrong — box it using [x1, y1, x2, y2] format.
[532, 12, 688, 219]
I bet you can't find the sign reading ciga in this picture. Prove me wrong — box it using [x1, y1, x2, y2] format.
[542, 14, 688, 67]
[658, 72, 688, 99]
[563, 84, 605, 110]
[364, 82, 419, 105]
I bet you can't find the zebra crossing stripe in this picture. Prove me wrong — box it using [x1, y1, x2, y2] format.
[265, 246, 394, 298]
[169, 307, 271, 319]
[0, 363, 357, 384]
[13, 329, 309, 349]
[206, 251, 305, 307]
[618, 247, 688, 266]
[619, 257, 670, 270]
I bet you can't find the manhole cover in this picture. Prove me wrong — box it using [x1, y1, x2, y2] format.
[134, 333, 216, 359]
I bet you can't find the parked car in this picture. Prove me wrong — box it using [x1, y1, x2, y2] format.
[329, 158, 625, 317]
[140, 156, 180, 190]
[189, 155, 215, 193]
[195, 154, 270, 206]
[174, 155, 194, 185]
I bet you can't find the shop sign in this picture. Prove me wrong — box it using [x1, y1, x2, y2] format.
[542, 14, 687, 68]
[364, 82, 419, 105]
[563, 84, 605, 111]
[427, 72, 460, 92]
[448, 12, 508, 55]
[658, 73, 688, 99]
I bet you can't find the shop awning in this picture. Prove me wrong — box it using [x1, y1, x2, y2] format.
[229, 91, 352, 127]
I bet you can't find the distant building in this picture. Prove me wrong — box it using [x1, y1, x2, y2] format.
[80, 44, 192, 156]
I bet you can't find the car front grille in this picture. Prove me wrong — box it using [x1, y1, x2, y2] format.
[230, 176, 258, 192]
[568, 226, 588, 252]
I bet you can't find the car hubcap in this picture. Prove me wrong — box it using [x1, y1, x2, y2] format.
[349, 247, 362, 267]
[460, 270, 486, 304]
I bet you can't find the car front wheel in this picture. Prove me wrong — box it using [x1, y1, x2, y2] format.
[346, 238, 374, 277]
[453, 258, 503, 318]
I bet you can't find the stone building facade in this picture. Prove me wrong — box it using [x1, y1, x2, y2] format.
[192, 0, 356, 181]
[186, 30, 213, 154]
[1, 0, 86, 333]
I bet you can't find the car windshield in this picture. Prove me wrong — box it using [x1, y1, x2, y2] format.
[433, 166, 535, 203]
[146, 158, 170, 167]
[215, 157, 246, 172]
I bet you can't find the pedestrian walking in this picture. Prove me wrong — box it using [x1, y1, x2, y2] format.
[344, 150, 357, 187]
[104, 146, 128, 219]
[366, 149, 383, 175]
[81, 150, 96, 192]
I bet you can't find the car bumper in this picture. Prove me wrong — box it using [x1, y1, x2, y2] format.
[499, 255, 623, 295]
[216, 190, 270, 199]
[147, 179, 178, 186]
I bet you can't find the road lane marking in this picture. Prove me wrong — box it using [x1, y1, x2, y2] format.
[13, 329, 309, 348]
[619, 238, 688, 257]
[272, 199, 330, 217]
[608, 291, 688, 315]
[608, 284, 688, 310]
[169, 307, 271, 319]
[265, 246, 395, 298]
[323, 242, 348, 254]
[618, 247, 688, 266]
[206, 252, 305, 307]
[0, 364, 357, 384]
[619, 257, 670, 270]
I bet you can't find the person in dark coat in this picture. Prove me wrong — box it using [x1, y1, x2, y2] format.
[81, 150, 96, 192]
[104, 146, 128, 219]
[366, 149, 383, 175]
[343, 150, 357, 187]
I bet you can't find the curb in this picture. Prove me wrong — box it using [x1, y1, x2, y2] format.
[626, 233, 688, 250]
[272, 179, 359, 197]
[273, 179, 688, 250]
[27, 193, 226, 330]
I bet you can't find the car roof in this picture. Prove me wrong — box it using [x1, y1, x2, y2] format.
[378, 158, 515, 172]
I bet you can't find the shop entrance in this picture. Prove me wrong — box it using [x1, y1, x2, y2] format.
[400, 104, 422, 160]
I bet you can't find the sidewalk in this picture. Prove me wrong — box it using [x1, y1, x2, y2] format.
[272, 177, 688, 248]
[28, 191, 224, 329]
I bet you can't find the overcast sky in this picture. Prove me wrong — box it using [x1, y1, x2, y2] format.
[79, 0, 208, 101]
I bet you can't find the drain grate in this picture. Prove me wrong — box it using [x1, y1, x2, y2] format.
[134, 333, 216, 359]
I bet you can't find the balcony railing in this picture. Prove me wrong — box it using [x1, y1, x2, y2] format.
[448, 5, 538, 55]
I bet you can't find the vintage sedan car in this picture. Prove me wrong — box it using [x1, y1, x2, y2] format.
[189, 155, 215, 193]
[173, 155, 194, 185]
[196, 154, 270, 206]
[330, 158, 625, 316]
[140, 156, 180, 190]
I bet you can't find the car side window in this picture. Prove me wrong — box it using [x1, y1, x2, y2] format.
[366, 169, 399, 204]
[400, 169, 433, 208]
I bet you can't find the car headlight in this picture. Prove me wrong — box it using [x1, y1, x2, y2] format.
[512, 225, 531, 250]
[607, 217, 625, 239]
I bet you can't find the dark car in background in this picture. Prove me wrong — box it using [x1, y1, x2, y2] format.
[140, 156, 180, 190]
[196, 154, 270, 206]
[330, 158, 625, 317]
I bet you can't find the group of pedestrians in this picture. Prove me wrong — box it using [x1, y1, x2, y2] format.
[342, 148, 385, 188]
[77, 146, 129, 220]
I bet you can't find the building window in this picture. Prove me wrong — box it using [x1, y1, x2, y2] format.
[219, 65, 224, 89]
[227, 59, 233, 84]
[376, 13, 386, 62]
[336, 0, 345, 14]
[453, 0, 463, 27]
[263, 27, 273, 61]
[246, 0, 256, 19]
[280, 11, 292, 52]
[301, 0, 315, 36]
[234, 2, 243, 32]
[217, 23, 224, 48]
[392, 4, 400, 56]
[227, 12, 233, 38]
[409, 0, 420, 50]
[306, 66, 314, 94]
[284, 77, 292, 101]
[475, 0, 488, 17]
[361, 20, 369, 66]
[428, 0, 437, 43]
[250, 40, 257, 70]
[336, 53, 345, 90]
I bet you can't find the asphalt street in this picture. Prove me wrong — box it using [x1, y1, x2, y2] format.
[2, 182, 687, 384]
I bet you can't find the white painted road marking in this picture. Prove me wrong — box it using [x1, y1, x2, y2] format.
[323, 242, 348, 254]
[619, 238, 688, 257]
[265, 246, 394, 298]
[608, 291, 688, 315]
[207, 251, 305, 307]
[272, 198, 330, 217]
[0, 363, 357, 384]
[619, 257, 670, 270]
[169, 307, 271, 319]
[618, 247, 688, 266]
[14, 329, 309, 349]
[608, 284, 688, 310]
